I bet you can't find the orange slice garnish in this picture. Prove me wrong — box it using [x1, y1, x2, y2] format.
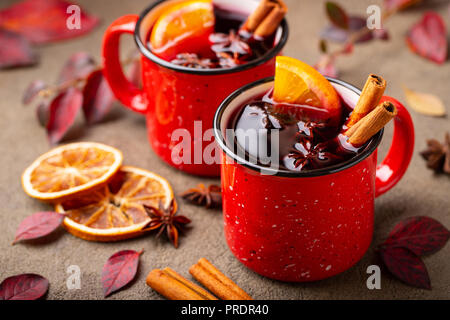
[273, 56, 342, 121]
[55, 166, 175, 242]
[150, 0, 215, 59]
[22, 142, 123, 202]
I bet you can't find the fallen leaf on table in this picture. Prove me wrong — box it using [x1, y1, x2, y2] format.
[82, 70, 115, 124]
[36, 100, 51, 127]
[383, 216, 450, 256]
[0, 0, 99, 44]
[378, 216, 450, 289]
[46, 88, 83, 145]
[325, 2, 349, 30]
[23, 80, 47, 105]
[0, 274, 49, 300]
[13, 211, 64, 244]
[379, 246, 431, 289]
[403, 85, 446, 117]
[406, 12, 447, 64]
[0, 28, 37, 69]
[57, 52, 96, 85]
[102, 250, 143, 297]
[320, 16, 387, 44]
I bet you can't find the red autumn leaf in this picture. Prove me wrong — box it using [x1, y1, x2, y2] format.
[101, 250, 143, 297]
[372, 28, 390, 41]
[406, 12, 447, 64]
[384, 0, 422, 11]
[325, 2, 349, 30]
[0, 0, 99, 44]
[82, 70, 115, 124]
[0, 28, 37, 69]
[36, 100, 51, 127]
[0, 274, 49, 300]
[319, 39, 328, 54]
[321, 17, 386, 44]
[46, 88, 83, 145]
[23, 80, 47, 105]
[314, 55, 338, 78]
[379, 246, 431, 289]
[384, 216, 450, 256]
[58, 52, 96, 85]
[13, 211, 64, 244]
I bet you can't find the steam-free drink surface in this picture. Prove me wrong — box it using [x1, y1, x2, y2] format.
[148, 5, 276, 68]
[229, 92, 368, 172]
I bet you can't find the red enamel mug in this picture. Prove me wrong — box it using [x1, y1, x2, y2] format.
[213, 77, 414, 282]
[102, 0, 288, 177]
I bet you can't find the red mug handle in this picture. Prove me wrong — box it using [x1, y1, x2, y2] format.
[375, 96, 414, 197]
[102, 15, 147, 114]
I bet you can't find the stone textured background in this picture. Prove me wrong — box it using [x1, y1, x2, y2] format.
[0, 0, 449, 299]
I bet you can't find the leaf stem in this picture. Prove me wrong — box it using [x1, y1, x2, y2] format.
[37, 55, 139, 99]
[322, 6, 399, 67]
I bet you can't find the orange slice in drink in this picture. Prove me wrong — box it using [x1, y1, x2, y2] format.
[22, 142, 123, 202]
[150, 0, 215, 59]
[55, 166, 175, 242]
[273, 56, 342, 122]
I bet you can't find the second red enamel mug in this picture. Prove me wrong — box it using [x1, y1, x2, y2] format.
[213, 77, 415, 282]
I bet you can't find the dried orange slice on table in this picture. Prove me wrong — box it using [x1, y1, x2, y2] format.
[273, 56, 342, 124]
[22, 142, 123, 202]
[150, 0, 215, 59]
[55, 166, 175, 242]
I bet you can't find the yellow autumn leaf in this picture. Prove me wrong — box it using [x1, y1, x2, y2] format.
[403, 85, 446, 117]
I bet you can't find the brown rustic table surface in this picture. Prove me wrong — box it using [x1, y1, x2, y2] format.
[1, 0, 449, 299]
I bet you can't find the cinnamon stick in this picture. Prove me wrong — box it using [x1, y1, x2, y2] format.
[346, 74, 386, 128]
[243, 0, 287, 38]
[189, 258, 252, 300]
[146, 267, 217, 300]
[345, 101, 397, 145]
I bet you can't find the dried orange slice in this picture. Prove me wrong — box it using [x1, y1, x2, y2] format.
[273, 56, 342, 121]
[150, 0, 214, 59]
[55, 166, 175, 242]
[22, 142, 123, 202]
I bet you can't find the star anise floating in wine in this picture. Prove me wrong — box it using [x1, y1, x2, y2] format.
[143, 200, 191, 248]
[171, 53, 216, 69]
[210, 30, 252, 67]
[420, 132, 450, 174]
[180, 184, 222, 209]
[296, 121, 327, 140]
[288, 140, 342, 170]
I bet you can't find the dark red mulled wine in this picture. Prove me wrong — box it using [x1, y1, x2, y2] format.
[148, 5, 276, 69]
[229, 90, 368, 172]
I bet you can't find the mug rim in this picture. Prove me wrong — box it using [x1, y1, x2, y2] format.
[213, 77, 384, 178]
[134, 0, 289, 76]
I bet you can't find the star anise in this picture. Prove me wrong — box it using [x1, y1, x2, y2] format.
[210, 30, 252, 67]
[296, 121, 327, 141]
[288, 140, 342, 170]
[171, 53, 216, 69]
[420, 132, 450, 174]
[180, 184, 222, 209]
[143, 200, 191, 248]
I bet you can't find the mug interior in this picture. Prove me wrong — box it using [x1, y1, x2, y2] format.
[134, 0, 288, 75]
[213, 77, 384, 177]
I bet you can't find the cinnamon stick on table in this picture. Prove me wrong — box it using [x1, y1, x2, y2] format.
[189, 258, 253, 300]
[243, 0, 287, 38]
[346, 74, 386, 128]
[146, 267, 217, 300]
[345, 101, 397, 145]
